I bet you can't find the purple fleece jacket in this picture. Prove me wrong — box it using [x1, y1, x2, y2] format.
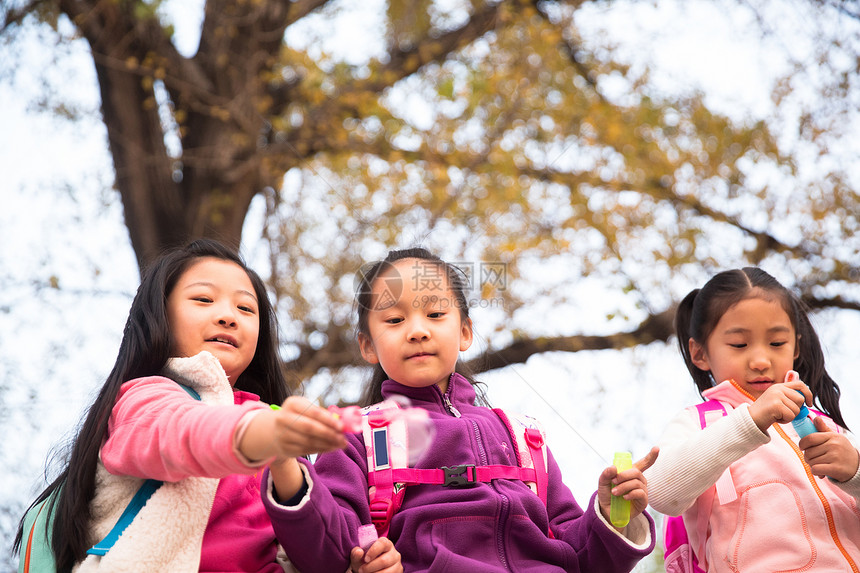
[263, 374, 655, 572]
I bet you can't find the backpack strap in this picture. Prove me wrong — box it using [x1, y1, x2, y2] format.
[22, 506, 40, 572]
[693, 401, 737, 506]
[494, 408, 554, 539]
[664, 400, 734, 573]
[362, 402, 552, 538]
[85, 382, 201, 556]
[363, 400, 409, 537]
[86, 479, 164, 556]
[492, 409, 548, 506]
[22, 496, 50, 573]
[808, 407, 842, 433]
[695, 400, 728, 428]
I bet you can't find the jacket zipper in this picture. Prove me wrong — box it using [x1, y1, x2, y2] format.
[469, 417, 511, 571]
[442, 389, 461, 417]
[443, 379, 511, 570]
[773, 424, 859, 572]
[497, 491, 511, 571]
[731, 379, 858, 572]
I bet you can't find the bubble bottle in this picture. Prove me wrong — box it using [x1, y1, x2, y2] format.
[610, 451, 632, 527]
[785, 370, 817, 438]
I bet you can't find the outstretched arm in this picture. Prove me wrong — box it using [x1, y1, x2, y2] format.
[239, 396, 348, 498]
[264, 434, 375, 573]
[544, 447, 655, 572]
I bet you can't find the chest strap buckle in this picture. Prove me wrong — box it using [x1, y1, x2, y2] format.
[442, 465, 476, 487]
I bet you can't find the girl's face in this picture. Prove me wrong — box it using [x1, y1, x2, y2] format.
[358, 258, 473, 393]
[167, 257, 260, 385]
[689, 295, 799, 399]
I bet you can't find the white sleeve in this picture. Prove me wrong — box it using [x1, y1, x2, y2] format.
[644, 403, 769, 516]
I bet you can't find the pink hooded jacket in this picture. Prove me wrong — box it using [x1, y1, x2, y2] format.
[81, 351, 284, 573]
[646, 379, 860, 572]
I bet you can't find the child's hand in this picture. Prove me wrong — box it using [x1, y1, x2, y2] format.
[748, 376, 812, 432]
[270, 396, 349, 458]
[799, 416, 860, 482]
[597, 446, 659, 531]
[240, 396, 348, 463]
[349, 537, 402, 573]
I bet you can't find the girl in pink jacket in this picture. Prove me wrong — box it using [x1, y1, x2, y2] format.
[14, 239, 384, 572]
[646, 267, 860, 572]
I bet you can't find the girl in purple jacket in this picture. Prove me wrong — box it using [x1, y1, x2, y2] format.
[15, 239, 363, 572]
[264, 247, 658, 573]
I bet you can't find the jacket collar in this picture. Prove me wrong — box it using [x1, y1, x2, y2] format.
[703, 378, 756, 408]
[162, 351, 235, 405]
[380, 372, 476, 411]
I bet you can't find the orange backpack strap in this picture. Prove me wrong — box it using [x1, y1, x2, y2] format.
[22, 500, 47, 572]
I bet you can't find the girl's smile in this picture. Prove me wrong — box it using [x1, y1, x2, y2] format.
[167, 257, 260, 384]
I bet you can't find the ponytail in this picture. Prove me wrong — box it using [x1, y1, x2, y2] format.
[790, 300, 848, 429]
[675, 288, 714, 395]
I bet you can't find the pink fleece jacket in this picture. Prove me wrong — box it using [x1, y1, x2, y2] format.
[92, 352, 284, 573]
[646, 379, 860, 572]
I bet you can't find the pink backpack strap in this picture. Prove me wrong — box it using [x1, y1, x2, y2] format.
[362, 400, 408, 537]
[368, 465, 538, 487]
[694, 401, 737, 506]
[808, 408, 842, 433]
[493, 408, 555, 539]
[664, 400, 734, 572]
[664, 515, 708, 573]
[695, 400, 728, 427]
[493, 409, 548, 506]
[362, 402, 553, 538]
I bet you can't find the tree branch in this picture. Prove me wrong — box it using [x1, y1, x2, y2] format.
[802, 295, 860, 312]
[348, 0, 505, 95]
[519, 163, 819, 264]
[283, 307, 678, 379]
[1, 0, 43, 32]
[465, 307, 677, 372]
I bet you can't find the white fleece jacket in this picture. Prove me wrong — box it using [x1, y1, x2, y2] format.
[75, 352, 236, 573]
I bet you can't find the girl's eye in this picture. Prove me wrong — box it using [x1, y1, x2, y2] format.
[384, 317, 403, 324]
[428, 312, 445, 319]
[729, 343, 746, 349]
[238, 305, 256, 313]
[771, 341, 787, 347]
[193, 296, 213, 303]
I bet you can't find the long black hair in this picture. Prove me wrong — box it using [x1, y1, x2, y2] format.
[675, 267, 847, 429]
[13, 239, 289, 570]
[354, 247, 488, 407]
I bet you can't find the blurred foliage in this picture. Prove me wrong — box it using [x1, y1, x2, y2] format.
[1, 0, 858, 380]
